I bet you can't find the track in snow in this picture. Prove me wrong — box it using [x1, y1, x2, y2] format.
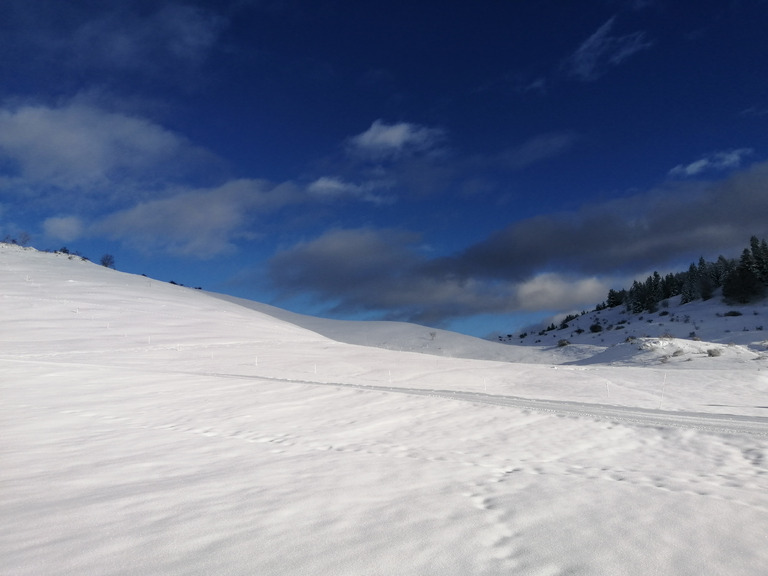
[4, 353, 767, 437]
[207, 371, 768, 438]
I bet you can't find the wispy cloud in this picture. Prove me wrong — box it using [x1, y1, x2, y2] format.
[669, 149, 754, 177]
[306, 176, 393, 205]
[475, 73, 547, 97]
[740, 106, 768, 118]
[346, 120, 446, 161]
[56, 2, 225, 80]
[626, 0, 655, 10]
[485, 133, 579, 171]
[0, 1, 228, 98]
[566, 16, 653, 81]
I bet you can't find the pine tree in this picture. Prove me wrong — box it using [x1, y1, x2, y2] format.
[723, 248, 765, 303]
[627, 280, 646, 313]
[697, 257, 714, 300]
[645, 271, 663, 311]
[712, 255, 734, 287]
[749, 236, 768, 282]
[606, 288, 626, 308]
[661, 273, 679, 299]
[680, 263, 699, 304]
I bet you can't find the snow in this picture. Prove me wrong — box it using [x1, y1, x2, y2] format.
[2, 244, 768, 575]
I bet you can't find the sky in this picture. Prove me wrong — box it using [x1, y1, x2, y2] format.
[1, 0, 768, 337]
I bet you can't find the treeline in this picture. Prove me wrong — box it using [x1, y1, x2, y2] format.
[599, 236, 768, 313]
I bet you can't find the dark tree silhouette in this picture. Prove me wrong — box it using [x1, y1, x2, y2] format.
[100, 254, 115, 269]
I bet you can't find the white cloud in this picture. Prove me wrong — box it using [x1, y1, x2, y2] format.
[93, 179, 302, 258]
[307, 176, 357, 197]
[307, 176, 392, 205]
[669, 149, 754, 177]
[0, 102, 206, 192]
[43, 215, 85, 242]
[567, 16, 653, 81]
[346, 120, 445, 161]
[515, 273, 609, 311]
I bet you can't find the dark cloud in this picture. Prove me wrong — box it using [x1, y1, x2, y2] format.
[267, 228, 521, 324]
[438, 160, 768, 280]
[267, 227, 613, 324]
[268, 161, 768, 325]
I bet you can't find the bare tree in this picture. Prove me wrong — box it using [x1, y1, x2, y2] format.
[100, 254, 115, 269]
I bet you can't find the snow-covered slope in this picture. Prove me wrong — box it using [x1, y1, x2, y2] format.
[212, 292, 553, 364]
[501, 288, 768, 367]
[2, 244, 768, 576]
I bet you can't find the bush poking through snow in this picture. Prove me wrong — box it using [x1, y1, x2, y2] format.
[100, 254, 115, 269]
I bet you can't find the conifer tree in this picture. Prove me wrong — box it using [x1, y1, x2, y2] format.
[723, 248, 765, 303]
[749, 236, 768, 282]
[680, 263, 699, 304]
[697, 257, 714, 300]
[606, 288, 626, 308]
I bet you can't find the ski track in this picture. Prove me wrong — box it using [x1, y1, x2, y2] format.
[3, 352, 767, 437]
[208, 373, 768, 438]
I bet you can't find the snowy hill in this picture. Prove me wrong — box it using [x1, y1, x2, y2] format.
[2, 244, 768, 576]
[501, 288, 768, 367]
[211, 292, 554, 364]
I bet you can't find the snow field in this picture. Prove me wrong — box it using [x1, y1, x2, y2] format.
[2, 245, 768, 575]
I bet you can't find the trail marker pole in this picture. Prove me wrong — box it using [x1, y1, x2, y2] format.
[659, 372, 667, 410]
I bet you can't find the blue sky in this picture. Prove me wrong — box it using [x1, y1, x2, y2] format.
[2, 0, 768, 337]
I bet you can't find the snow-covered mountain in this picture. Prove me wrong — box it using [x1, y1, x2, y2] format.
[2, 244, 768, 576]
